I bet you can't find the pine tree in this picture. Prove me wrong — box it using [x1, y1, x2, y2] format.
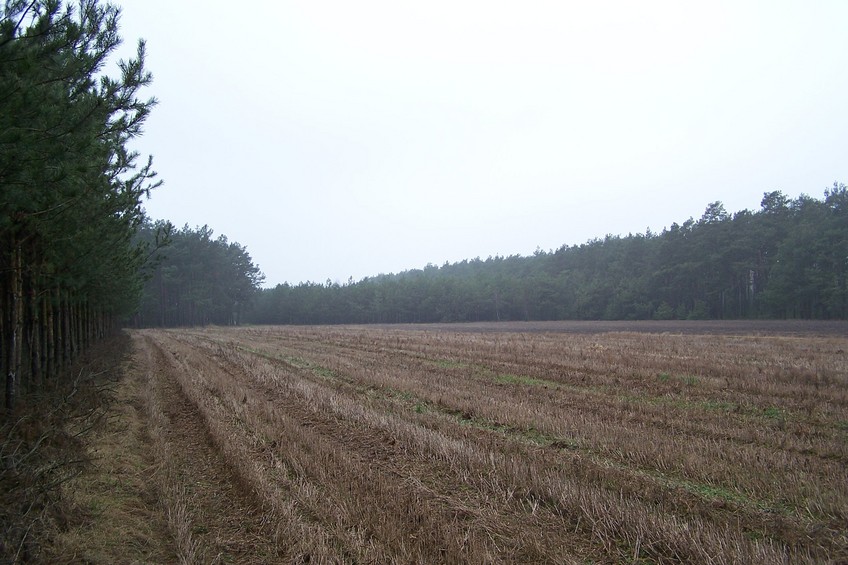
[1, 0, 159, 411]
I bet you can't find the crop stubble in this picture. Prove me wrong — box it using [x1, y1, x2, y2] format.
[135, 323, 847, 563]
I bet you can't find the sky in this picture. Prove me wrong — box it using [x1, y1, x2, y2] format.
[113, 1, 848, 287]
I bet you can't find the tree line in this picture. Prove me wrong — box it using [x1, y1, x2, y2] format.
[3, 2, 844, 419]
[132, 221, 264, 328]
[249, 186, 847, 325]
[1, 0, 159, 411]
[1, 1, 267, 413]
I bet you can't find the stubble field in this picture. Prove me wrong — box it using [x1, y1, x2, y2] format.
[57, 322, 848, 563]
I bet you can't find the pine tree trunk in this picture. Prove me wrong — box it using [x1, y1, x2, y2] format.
[54, 287, 63, 374]
[28, 282, 41, 389]
[62, 290, 72, 368]
[1, 278, 7, 397]
[44, 290, 55, 381]
[69, 297, 78, 361]
[80, 302, 86, 351]
[6, 243, 23, 411]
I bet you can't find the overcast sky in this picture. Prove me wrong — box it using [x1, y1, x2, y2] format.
[114, 1, 848, 286]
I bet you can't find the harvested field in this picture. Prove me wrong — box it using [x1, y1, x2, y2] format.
[43, 322, 848, 563]
[108, 322, 846, 564]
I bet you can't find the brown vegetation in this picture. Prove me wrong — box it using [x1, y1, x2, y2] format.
[142, 323, 848, 562]
[0, 335, 174, 563]
[9, 322, 846, 563]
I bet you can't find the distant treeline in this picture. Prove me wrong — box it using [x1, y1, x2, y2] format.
[133, 222, 264, 327]
[249, 185, 847, 324]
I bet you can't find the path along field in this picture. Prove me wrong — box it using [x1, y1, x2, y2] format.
[70, 323, 848, 563]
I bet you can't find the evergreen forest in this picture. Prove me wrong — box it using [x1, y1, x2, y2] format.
[249, 187, 848, 325]
[0, 1, 265, 410]
[1, 0, 159, 410]
[133, 221, 264, 328]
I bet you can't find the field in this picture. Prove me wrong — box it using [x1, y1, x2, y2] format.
[51, 322, 848, 563]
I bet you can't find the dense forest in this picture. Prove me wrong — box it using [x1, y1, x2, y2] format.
[1, 1, 159, 410]
[133, 221, 264, 327]
[249, 186, 848, 324]
[0, 2, 266, 412]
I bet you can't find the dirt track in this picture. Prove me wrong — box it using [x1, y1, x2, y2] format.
[139, 334, 280, 563]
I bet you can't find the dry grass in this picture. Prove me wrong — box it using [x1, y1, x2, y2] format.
[1, 334, 176, 564]
[45, 352, 176, 565]
[127, 323, 847, 563]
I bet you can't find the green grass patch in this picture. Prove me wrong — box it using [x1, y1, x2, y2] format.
[447, 409, 574, 448]
[700, 400, 736, 412]
[744, 529, 767, 541]
[651, 473, 792, 515]
[312, 365, 337, 379]
[681, 480, 749, 505]
[763, 406, 785, 419]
